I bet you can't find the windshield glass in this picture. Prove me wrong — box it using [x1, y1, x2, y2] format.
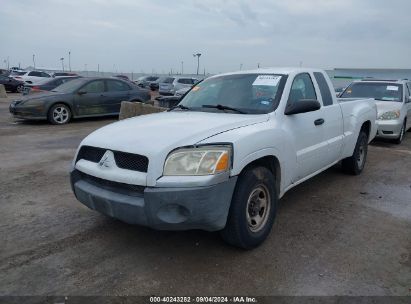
[52, 78, 85, 92]
[179, 73, 286, 114]
[341, 82, 403, 102]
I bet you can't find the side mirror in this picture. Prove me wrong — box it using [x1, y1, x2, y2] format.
[285, 99, 321, 115]
[77, 90, 87, 95]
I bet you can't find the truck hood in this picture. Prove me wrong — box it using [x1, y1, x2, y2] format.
[81, 111, 268, 156]
[375, 101, 402, 116]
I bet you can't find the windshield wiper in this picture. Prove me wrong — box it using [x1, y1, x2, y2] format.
[202, 104, 246, 114]
[169, 104, 191, 111]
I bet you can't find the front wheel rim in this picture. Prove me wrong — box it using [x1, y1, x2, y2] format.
[53, 106, 69, 123]
[246, 185, 271, 233]
[399, 125, 405, 141]
[356, 140, 367, 169]
[17, 85, 23, 93]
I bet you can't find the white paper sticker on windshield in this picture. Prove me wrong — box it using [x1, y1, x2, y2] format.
[387, 86, 399, 91]
[252, 75, 281, 86]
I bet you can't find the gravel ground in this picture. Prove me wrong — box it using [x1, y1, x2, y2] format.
[0, 93, 410, 296]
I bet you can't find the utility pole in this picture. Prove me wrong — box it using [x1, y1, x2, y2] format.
[32, 54, 36, 70]
[181, 61, 184, 75]
[68, 51, 71, 71]
[60, 57, 64, 72]
[240, 63, 243, 70]
[7, 56, 9, 70]
[85, 64, 88, 76]
[98, 64, 100, 73]
[257, 63, 260, 68]
[193, 53, 201, 75]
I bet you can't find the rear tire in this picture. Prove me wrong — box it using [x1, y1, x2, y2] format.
[342, 130, 368, 175]
[394, 121, 406, 144]
[221, 166, 277, 249]
[47, 103, 72, 125]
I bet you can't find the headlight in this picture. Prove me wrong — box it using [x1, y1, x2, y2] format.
[164, 145, 231, 176]
[378, 110, 400, 120]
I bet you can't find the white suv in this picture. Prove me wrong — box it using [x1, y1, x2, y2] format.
[159, 76, 197, 95]
[12, 70, 51, 84]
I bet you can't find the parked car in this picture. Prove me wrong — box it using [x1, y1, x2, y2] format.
[23, 76, 81, 95]
[0, 75, 24, 93]
[70, 68, 377, 249]
[136, 76, 159, 89]
[52, 72, 79, 78]
[158, 76, 197, 95]
[113, 75, 130, 81]
[340, 79, 411, 144]
[9, 70, 26, 78]
[10, 77, 150, 124]
[12, 70, 51, 84]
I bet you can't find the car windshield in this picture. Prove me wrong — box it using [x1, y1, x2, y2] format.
[341, 82, 403, 102]
[179, 73, 286, 114]
[52, 78, 85, 93]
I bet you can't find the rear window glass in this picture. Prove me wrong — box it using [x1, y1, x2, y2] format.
[162, 77, 174, 83]
[341, 82, 403, 102]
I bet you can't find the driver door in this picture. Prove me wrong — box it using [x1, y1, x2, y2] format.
[74, 80, 106, 116]
[282, 73, 329, 182]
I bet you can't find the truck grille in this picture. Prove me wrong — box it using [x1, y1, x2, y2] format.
[76, 171, 145, 197]
[76, 145, 149, 172]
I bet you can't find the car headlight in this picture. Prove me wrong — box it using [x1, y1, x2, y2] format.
[378, 110, 400, 120]
[164, 145, 231, 176]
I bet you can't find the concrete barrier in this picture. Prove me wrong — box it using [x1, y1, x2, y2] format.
[119, 101, 166, 120]
[0, 84, 7, 98]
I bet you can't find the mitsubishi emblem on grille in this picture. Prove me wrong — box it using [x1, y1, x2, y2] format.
[98, 150, 114, 168]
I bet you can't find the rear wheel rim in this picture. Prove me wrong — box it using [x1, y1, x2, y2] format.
[52, 106, 69, 124]
[17, 85, 23, 93]
[246, 185, 271, 233]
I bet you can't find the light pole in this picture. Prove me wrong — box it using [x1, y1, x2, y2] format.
[193, 53, 201, 75]
[68, 51, 71, 71]
[32, 54, 36, 70]
[240, 63, 243, 70]
[85, 64, 88, 76]
[181, 61, 184, 75]
[60, 57, 64, 72]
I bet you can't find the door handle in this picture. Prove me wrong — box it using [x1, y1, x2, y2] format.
[314, 118, 325, 126]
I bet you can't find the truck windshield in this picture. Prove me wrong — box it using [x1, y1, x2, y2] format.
[179, 73, 286, 114]
[341, 82, 403, 102]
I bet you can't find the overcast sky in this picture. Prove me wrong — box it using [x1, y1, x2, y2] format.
[1, 0, 410, 74]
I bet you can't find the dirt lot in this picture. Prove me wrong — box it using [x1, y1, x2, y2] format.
[0, 93, 410, 296]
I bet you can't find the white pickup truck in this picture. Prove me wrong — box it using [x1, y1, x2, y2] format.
[70, 68, 377, 249]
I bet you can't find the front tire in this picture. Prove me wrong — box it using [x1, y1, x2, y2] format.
[15, 85, 23, 93]
[221, 166, 277, 249]
[342, 130, 368, 175]
[47, 103, 72, 125]
[394, 121, 406, 144]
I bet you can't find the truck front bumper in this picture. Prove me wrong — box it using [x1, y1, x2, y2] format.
[376, 119, 403, 139]
[70, 170, 237, 231]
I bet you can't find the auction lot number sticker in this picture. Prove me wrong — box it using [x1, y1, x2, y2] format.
[150, 296, 257, 303]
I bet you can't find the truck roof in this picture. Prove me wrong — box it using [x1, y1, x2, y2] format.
[210, 67, 326, 78]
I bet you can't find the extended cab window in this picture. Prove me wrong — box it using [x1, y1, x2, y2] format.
[288, 73, 317, 104]
[81, 80, 105, 93]
[314, 72, 333, 106]
[341, 82, 403, 102]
